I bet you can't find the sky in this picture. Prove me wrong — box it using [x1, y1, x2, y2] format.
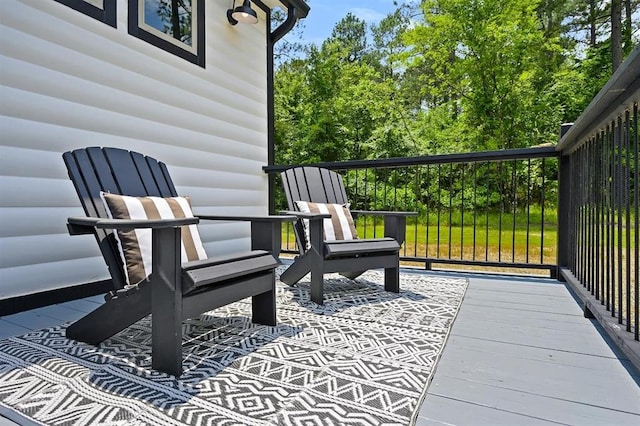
[291, 0, 401, 46]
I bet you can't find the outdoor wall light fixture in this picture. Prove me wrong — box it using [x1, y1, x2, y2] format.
[227, 0, 258, 25]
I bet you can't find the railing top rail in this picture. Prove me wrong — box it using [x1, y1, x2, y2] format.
[557, 44, 640, 155]
[263, 146, 558, 173]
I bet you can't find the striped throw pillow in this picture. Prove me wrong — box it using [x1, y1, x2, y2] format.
[101, 192, 208, 286]
[295, 201, 358, 249]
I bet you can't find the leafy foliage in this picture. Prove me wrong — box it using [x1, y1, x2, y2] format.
[272, 0, 639, 211]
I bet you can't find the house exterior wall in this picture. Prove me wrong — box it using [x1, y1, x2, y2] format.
[0, 0, 273, 299]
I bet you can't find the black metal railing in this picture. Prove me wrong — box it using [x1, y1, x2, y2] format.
[265, 147, 560, 275]
[557, 46, 639, 352]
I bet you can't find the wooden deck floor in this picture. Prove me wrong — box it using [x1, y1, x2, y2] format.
[416, 272, 640, 425]
[1, 271, 639, 425]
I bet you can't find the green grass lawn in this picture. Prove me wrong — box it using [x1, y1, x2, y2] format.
[281, 209, 559, 267]
[356, 221, 558, 264]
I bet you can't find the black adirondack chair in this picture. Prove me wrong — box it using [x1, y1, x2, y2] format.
[279, 166, 416, 304]
[63, 147, 292, 376]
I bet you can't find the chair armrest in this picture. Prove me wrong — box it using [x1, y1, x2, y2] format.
[278, 210, 332, 220]
[349, 211, 416, 246]
[195, 214, 296, 256]
[67, 216, 199, 231]
[66, 217, 98, 235]
[350, 210, 418, 217]
[196, 214, 296, 223]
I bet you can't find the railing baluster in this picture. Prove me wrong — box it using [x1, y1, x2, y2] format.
[541, 158, 546, 265]
[511, 160, 517, 263]
[589, 137, 595, 295]
[485, 162, 490, 262]
[498, 161, 504, 263]
[394, 168, 398, 212]
[448, 162, 453, 260]
[473, 163, 478, 261]
[609, 122, 615, 315]
[461, 163, 465, 260]
[595, 135, 600, 298]
[384, 170, 388, 213]
[624, 110, 631, 331]
[425, 164, 431, 265]
[363, 168, 368, 239]
[526, 159, 531, 264]
[617, 116, 623, 323]
[634, 101, 639, 340]
[374, 169, 378, 238]
[600, 129, 607, 305]
[579, 146, 585, 284]
[437, 164, 442, 259]
[412, 166, 419, 259]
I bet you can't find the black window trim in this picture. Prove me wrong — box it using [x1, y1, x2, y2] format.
[54, 0, 117, 27]
[128, 0, 205, 68]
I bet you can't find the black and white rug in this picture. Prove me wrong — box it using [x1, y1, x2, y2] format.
[0, 270, 467, 425]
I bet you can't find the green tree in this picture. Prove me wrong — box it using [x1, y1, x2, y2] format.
[403, 0, 563, 150]
[274, 14, 418, 165]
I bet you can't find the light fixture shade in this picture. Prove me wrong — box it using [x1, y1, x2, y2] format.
[227, 0, 258, 25]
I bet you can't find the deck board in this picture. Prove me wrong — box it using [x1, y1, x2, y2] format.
[419, 384, 640, 425]
[418, 272, 640, 425]
[417, 394, 561, 425]
[432, 347, 639, 412]
[0, 320, 30, 340]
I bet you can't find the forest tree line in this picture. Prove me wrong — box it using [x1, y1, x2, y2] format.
[273, 0, 639, 166]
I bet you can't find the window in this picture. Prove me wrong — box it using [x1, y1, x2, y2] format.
[54, 0, 116, 27]
[129, 0, 205, 67]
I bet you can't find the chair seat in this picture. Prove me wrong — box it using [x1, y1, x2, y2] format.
[182, 250, 279, 293]
[324, 238, 400, 258]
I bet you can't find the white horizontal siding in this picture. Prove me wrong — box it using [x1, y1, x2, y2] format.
[0, 177, 79, 208]
[0, 258, 109, 298]
[0, 208, 84, 238]
[0, 0, 278, 299]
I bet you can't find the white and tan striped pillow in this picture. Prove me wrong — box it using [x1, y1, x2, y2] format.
[295, 201, 358, 249]
[101, 192, 208, 286]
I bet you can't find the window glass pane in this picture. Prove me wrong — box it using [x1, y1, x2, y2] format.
[144, 0, 192, 46]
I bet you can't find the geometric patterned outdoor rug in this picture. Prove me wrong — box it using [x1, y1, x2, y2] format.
[0, 269, 467, 426]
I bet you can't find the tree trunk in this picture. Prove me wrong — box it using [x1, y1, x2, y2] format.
[589, 0, 597, 47]
[611, 0, 622, 71]
[623, 0, 633, 52]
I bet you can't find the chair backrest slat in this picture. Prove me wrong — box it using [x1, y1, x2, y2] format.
[281, 167, 350, 254]
[102, 148, 149, 196]
[64, 147, 178, 291]
[323, 168, 348, 204]
[303, 168, 329, 202]
[146, 157, 177, 196]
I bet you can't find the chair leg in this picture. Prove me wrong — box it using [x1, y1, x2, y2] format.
[252, 273, 276, 326]
[151, 227, 183, 377]
[384, 266, 400, 293]
[66, 286, 151, 345]
[280, 253, 313, 286]
[310, 262, 324, 305]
